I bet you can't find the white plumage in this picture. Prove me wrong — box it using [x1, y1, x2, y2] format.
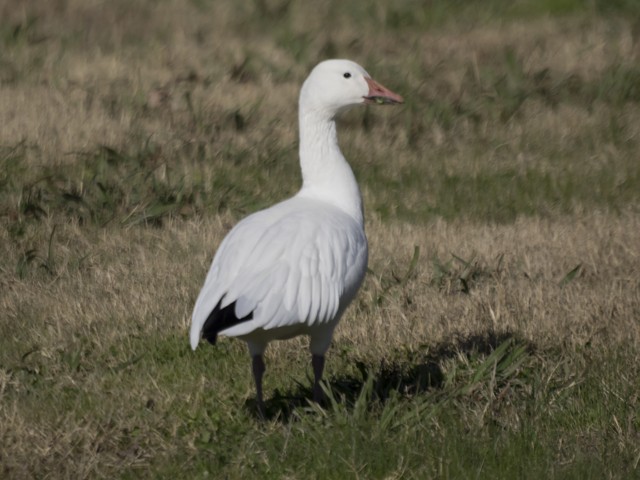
[191, 197, 366, 346]
[190, 59, 403, 411]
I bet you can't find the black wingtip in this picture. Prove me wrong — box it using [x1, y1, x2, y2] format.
[203, 329, 218, 346]
[201, 297, 253, 345]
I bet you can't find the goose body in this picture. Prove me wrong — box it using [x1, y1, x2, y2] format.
[190, 59, 403, 409]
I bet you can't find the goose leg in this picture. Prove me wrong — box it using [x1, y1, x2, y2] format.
[312, 354, 325, 403]
[252, 354, 266, 416]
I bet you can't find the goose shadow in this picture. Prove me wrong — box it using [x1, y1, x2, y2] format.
[246, 329, 533, 422]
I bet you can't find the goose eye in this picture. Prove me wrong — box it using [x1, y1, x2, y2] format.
[343, 72, 351, 79]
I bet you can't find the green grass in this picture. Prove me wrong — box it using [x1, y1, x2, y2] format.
[364, 160, 640, 223]
[4, 36, 640, 227]
[1, 0, 640, 478]
[5, 329, 638, 478]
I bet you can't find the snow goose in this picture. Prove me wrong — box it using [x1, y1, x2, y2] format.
[190, 59, 403, 411]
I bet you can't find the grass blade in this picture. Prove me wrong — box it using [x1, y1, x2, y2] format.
[559, 263, 582, 286]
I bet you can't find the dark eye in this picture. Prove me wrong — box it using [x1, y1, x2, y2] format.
[343, 72, 351, 79]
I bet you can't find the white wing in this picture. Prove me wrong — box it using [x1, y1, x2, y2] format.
[190, 197, 367, 349]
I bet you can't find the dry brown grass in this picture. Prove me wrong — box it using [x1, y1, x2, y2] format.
[2, 211, 639, 476]
[1, 0, 640, 477]
[3, 210, 638, 373]
[355, 212, 640, 351]
[2, 1, 638, 158]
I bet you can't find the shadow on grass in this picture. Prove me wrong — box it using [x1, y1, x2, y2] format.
[246, 329, 534, 422]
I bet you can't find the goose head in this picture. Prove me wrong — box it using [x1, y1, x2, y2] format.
[300, 59, 404, 118]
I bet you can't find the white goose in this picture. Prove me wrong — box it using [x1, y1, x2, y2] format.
[190, 59, 403, 410]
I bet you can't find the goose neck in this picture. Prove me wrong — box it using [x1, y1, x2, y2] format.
[298, 110, 363, 224]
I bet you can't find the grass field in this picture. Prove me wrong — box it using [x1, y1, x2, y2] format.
[1, 0, 640, 478]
